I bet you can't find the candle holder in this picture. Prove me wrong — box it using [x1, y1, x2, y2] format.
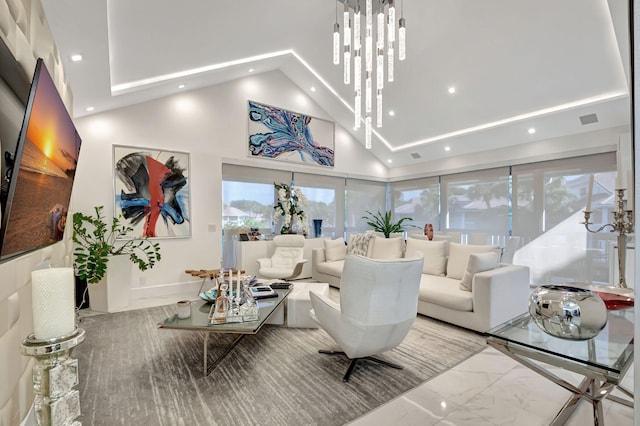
[581, 189, 634, 288]
[20, 328, 85, 426]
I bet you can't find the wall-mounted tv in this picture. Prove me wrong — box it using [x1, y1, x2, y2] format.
[0, 58, 82, 262]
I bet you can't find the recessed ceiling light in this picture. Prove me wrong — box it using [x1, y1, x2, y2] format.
[388, 110, 395, 116]
[444, 146, 451, 151]
[387, 159, 392, 163]
[85, 106, 94, 112]
[528, 128, 536, 134]
[248, 68, 254, 73]
[178, 84, 185, 89]
[448, 87, 456, 94]
[310, 86, 316, 92]
[71, 54, 83, 62]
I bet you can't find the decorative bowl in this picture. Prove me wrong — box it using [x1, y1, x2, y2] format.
[199, 289, 217, 303]
[528, 285, 607, 340]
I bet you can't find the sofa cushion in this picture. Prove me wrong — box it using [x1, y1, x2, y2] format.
[347, 233, 374, 257]
[459, 252, 500, 291]
[419, 275, 473, 311]
[446, 243, 501, 280]
[316, 259, 345, 277]
[370, 235, 404, 259]
[405, 238, 447, 276]
[324, 238, 347, 262]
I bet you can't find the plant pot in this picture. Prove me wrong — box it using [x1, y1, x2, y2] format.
[87, 254, 133, 313]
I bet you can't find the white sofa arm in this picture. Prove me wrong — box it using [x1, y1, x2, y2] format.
[256, 258, 272, 269]
[312, 248, 327, 265]
[471, 264, 530, 330]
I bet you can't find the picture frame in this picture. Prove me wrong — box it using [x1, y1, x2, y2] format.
[247, 100, 335, 167]
[239, 233, 250, 241]
[113, 145, 191, 239]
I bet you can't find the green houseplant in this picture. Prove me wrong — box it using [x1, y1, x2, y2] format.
[362, 210, 415, 238]
[72, 206, 162, 284]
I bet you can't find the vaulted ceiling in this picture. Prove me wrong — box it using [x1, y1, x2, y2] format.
[41, 0, 631, 167]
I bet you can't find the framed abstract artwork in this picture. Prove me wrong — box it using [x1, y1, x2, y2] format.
[113, 145, 191, 239]
[248, 100, 335, 167]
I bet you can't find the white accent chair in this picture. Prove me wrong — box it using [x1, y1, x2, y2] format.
[309, 254, 424, 382]
[256, 234, 308, 280]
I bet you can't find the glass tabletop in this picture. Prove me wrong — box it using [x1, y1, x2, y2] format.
[486, 309, 634, 375]
[158, 288, 290, 334]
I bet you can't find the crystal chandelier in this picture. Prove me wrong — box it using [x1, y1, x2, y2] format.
[333, 0, 406, 149]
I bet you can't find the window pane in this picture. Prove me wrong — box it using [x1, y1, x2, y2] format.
[441, 168, 510, 245]
[512, 153, 616, 285]
[346, 179, 387, 236]
[294, 172, 344, 238]
[391, 177, 439, 233]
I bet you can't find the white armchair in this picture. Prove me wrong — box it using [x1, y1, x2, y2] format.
[309, 254, 424, 382]
[257, 234, 308, 280]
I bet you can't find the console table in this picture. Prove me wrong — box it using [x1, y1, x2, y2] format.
[486, 310, 634, 425]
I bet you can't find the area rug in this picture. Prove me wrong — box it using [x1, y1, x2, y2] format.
[73, 304, 486, 425]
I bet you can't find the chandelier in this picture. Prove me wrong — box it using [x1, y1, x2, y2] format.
[333, 0, 406, 149]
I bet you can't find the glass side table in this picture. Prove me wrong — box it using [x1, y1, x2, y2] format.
[486, 310, 633, 425]
[20, 328, 85, 426]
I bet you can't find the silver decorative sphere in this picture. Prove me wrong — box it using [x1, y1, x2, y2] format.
[528, 285, 607, 340]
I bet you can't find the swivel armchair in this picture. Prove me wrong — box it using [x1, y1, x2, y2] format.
[309, 254, 424, 381]
[257, 234, 308, 280]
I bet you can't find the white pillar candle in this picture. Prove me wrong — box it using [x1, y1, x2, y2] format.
[585, 174, 594, 212]
[616, 153, 623, 189]
[31, 268, 75, 340]
[628, 170, 634, 210]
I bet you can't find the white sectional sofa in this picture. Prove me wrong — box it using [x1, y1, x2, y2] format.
[312, 234, 530, 333]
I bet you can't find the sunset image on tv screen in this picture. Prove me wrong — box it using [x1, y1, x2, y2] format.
[0, 60, 81, 259]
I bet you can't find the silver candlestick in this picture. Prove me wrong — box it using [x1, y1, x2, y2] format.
[581, 189, 634, 288]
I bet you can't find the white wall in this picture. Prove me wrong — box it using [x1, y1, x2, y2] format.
[73, 70, 386, 298]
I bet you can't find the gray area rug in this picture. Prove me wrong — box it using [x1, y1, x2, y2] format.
[74, 304, 486, 426]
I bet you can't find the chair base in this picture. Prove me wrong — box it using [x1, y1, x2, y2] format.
[318, 350, 403, 382]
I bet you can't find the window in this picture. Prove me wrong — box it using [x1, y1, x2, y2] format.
[293, 172, 345, 238]
[345, 179, 387, 236]
[512, 153, 616, 284]
[441, 167, 510, 244]
[391, 177, 440, 232]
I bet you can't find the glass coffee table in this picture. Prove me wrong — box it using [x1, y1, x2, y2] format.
[158, 288, 290, 376]
[486, 309, 634, 425]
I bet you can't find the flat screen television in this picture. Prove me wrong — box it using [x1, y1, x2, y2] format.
[0, 58, 82, 262]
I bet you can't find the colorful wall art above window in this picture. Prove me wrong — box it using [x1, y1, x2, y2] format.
[248, 100, 335, 167]
[113, 145, 191, 239]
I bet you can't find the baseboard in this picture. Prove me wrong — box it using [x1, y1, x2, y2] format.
[129, 280, 202, 300]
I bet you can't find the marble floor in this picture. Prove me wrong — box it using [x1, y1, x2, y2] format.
[98, 290, 635, 426]
[349, 346, 634, 426]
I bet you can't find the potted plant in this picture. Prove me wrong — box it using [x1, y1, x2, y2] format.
[72, 206, 162, 284]
[362, 210, 415, 238]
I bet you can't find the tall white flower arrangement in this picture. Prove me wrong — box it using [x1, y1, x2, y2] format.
[273, 182, 308, 234]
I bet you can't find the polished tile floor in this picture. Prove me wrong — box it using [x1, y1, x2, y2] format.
[349, 346, 634, 425]
[115, 290, 634, 426]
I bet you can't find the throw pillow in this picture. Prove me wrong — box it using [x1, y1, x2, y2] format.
[324, 238, 347, 262]
[347, 233, 374, 257]
[446, 242, 501, 280]
[405, 238, 447, 275]
[459, 251, 500, 291]
[370, 235, 404, 259]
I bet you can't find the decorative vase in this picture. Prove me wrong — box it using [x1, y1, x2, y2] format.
[313, 219, 323, 238]
[528, 284, 608, 340]
[87, 254, 133, 313]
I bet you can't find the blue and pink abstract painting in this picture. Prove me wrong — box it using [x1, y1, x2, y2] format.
[113, 145, 190, 239]
[248, 101, 335, 167]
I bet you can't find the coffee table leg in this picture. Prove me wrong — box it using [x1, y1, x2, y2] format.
[202, 333, 246, 377]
